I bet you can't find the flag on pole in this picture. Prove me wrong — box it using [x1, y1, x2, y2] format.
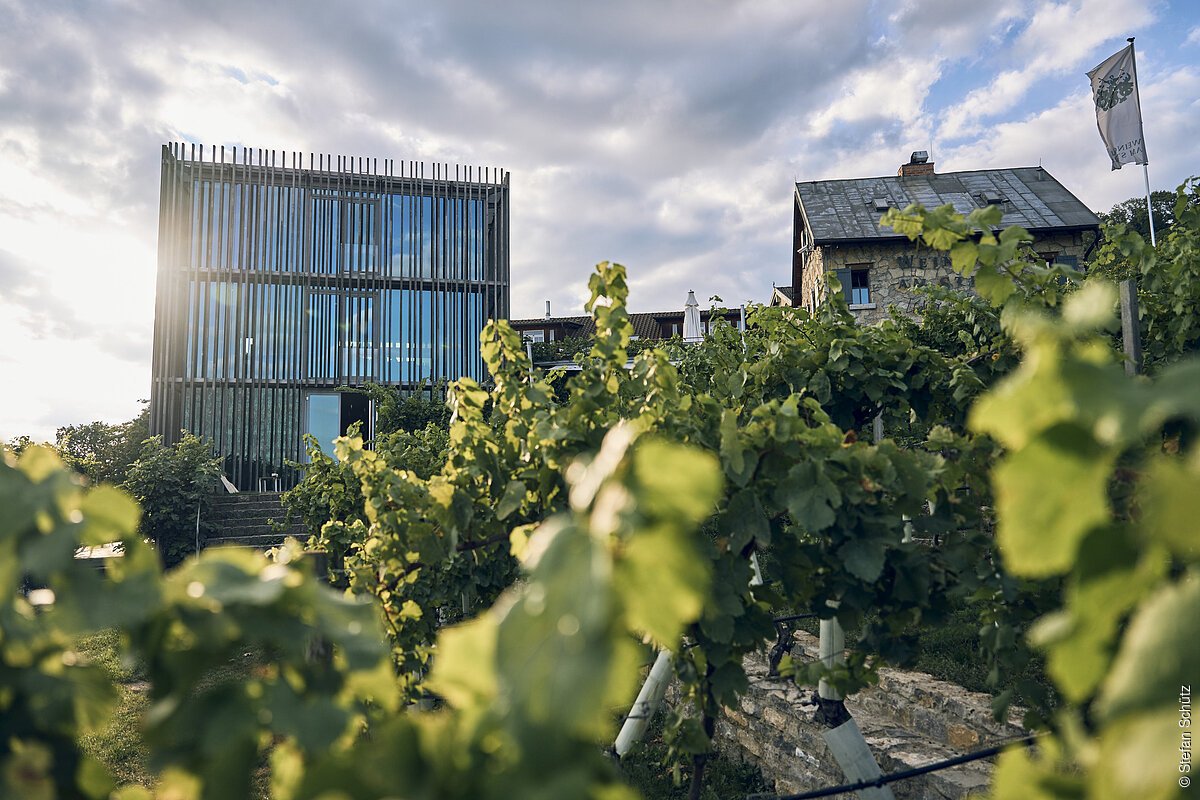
[1087, 44, 1148, 170]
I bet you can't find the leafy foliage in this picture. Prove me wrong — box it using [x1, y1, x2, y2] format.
[5, 184, 1199, 799]
[1, 419, 724, 799]
[977, 287, 1200, 800]
[876, 196, 1200, 798]
[529, 334, 593, 363]
[0, 445, 396, 800]
[298, 262, 1007, 792]
[1099, 187, 1196, 242]
[55, 406, 150, 487]
[122, 433, 221, 568]
[1090, 178, 1200, 371]
[359, 381, 453, 436]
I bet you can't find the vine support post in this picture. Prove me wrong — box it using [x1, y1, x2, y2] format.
[816, 613, 845, 711]
[816, 600, 849, 724]
[816, 608, 894, 799]
[822, 722, 896, 800]
[1119, 278, 1142, 375]
[821, 404, 895, 799]
[613, 648, 675, 758]
[749, 552, 764, 586]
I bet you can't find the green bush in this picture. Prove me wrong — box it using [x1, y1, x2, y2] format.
[123, 432, 221, 568]
[360, 381, 452, 435]
[56, 406, 149, 487]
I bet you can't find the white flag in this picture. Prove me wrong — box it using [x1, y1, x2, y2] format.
[1087, 44, 1148, 170]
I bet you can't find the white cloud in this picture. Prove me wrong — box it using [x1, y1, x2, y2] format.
[938, 0, 1159, 139]
[941, 65, 1200, 211]
[888, 0, 1027, 60]
[0, 0, 1197, 439]
[808, 56, 938, 139]
[0, 303, 149, 442]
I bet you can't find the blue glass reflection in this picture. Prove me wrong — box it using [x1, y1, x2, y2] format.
[305, 393, 340, 457]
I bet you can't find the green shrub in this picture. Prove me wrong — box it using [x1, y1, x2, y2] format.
[123, 433, 220, 568]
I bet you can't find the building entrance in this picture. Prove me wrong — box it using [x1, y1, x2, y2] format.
[303, 392, 372, 458]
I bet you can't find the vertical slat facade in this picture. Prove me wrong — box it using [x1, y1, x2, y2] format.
[149, 144, 510, 489]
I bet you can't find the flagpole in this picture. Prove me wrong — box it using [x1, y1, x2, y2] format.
[1127, 37, 1157, 246]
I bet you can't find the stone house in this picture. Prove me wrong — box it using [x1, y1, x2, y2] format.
[775, 152, 1101, 324]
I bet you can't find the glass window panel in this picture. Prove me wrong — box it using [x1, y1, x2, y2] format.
[467, 198, 484, 281]
[405, 289, 433, 383]
[389, 194, 433, 279]
[305, 393, 341, 457]
[310, 193, 340, 275]
[341, 198, 379, 274]
[307, 291, 337, 381]
[341, 293, 376, 380]
[850, 268, 871, 305]
[384, 289, 403, 383]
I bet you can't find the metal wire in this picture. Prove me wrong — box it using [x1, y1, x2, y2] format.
[747, 734, 1040, 800]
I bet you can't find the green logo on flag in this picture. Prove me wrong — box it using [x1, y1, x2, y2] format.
[1095, 69, 1134, 111]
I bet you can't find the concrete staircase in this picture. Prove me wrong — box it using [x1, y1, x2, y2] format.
[205, 493, 307, 549]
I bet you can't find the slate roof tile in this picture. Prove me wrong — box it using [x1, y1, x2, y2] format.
[797, 166, 1100, 243]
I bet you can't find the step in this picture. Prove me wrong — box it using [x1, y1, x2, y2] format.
[208, 499, 288, 512]
[206, 536, 295, 550]
[209, 522, 303, 537]
[206, 516, 291, 529]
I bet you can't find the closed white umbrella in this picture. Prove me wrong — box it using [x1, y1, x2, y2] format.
[682, 290, 702, 343]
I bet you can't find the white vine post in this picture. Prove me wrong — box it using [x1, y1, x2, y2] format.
[613, 551, 765, 757]
[614, 648, 675, 758]
[811, 415, 894, 799]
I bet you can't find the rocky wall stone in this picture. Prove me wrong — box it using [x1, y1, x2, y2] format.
[666, 632, 1026, 799]
[798, 245, 824, 314]
[800, 230, 1093, 325]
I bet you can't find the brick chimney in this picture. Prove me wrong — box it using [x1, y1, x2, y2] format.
[898, 150, 934, 177]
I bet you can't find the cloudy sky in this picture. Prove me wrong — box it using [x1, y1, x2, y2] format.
[2, 0, 1198, 441]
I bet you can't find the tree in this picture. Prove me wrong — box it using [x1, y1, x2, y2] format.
[1099, 187, 1197, 241]
[122, 432, 221, 568]
[1091, 178, 1200, 370]
[359, 382, 452, 436]
[55, 405, 149, 486]
[3, 434, 43, 455]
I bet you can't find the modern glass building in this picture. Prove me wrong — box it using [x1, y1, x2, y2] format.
[149, 144, 509, 489]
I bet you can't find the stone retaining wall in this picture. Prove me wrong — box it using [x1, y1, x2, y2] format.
[700, 632, 1025, 798]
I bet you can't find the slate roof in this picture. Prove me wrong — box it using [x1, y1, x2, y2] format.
[773, 285, 794, 301]
[796, 167, 1100, 244]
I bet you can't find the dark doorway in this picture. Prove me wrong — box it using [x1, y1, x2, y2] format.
[340, 392, 371, 442]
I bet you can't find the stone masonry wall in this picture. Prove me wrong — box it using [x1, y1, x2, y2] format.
[680, 633, 1026, 799]
[797, 244, 824, 314]
[800, 230, 1093, 325]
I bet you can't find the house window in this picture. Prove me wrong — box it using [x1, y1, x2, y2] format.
[526, 330, 545, 343]
[851, 269, 870, 305]
[835, 266, 872, 306]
